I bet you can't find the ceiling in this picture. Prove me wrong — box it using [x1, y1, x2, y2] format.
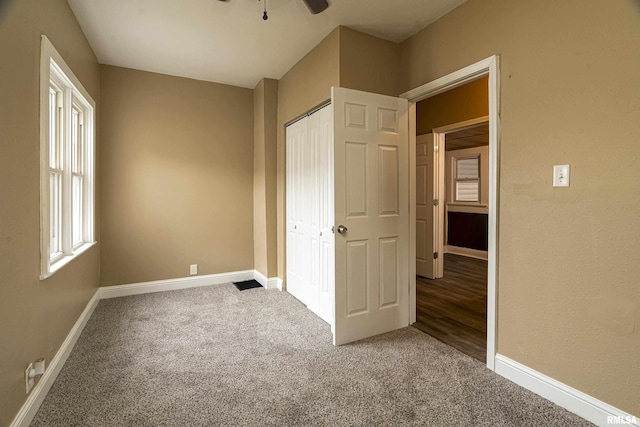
[67, 0, 467, 89]
[445, 124, 489, 151]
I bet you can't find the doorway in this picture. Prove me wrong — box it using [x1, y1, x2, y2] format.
[401, 55, 500, 370]
[415, 119, 489, 362]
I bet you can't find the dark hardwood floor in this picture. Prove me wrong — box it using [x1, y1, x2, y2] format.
[414, 253, 487, 362]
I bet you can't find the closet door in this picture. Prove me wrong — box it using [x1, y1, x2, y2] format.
[315, 105, 334, 325]
[304, 112, 321, 315]
[285, 105, 334, 325]
[286, 118, 308, 306]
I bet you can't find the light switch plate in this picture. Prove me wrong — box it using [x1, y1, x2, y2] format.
[553, 164, 570, 187]
[25, 363, 34, 393]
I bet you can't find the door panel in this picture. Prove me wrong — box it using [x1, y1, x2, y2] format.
[286, 119, 304, 303]
[378, 146, 399, 216]
[305, 112, 320, 314]
[316, 105, 334, 325]
[346, 240, 368, 316]
[333, 87, 409, 345]
[379, 237, 399, 308]
[345, 142, 368, 217]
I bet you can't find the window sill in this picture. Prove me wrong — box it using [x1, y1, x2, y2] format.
[40, 241, 97, 280]
[448, 203, 487, 208]
[447, 204, 488, 215]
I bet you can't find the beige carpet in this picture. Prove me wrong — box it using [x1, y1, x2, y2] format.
[32, 284, 591, 426]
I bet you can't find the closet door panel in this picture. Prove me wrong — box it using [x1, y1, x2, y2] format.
[305, 112, 320, 314]
[286, 118, 308, 306]
[316, 105, 334, 325]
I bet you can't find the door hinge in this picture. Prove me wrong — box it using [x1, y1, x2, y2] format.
[433, 252, 439, 260]
[433, 199, 439, 206]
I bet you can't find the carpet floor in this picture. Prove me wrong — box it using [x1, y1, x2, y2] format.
[32, 284, 591, 426]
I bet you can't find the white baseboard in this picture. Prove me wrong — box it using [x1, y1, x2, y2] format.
[253, 270, 267, 287]
[253, 270, 282, 290]
[444, 245, 488, 260]
[10, 290, 101, 427]
[495, 354, 639, 427]
[99, 270, 255, 299]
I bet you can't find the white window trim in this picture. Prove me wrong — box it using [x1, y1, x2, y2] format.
[40, 35, 96, 280]
[453, 154, 481, 203]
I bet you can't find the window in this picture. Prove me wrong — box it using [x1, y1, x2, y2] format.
[454, 156, 480, 202]
[40, 36, 95, 279]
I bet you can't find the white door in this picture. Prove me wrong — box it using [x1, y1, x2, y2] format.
[415, 133, 444, 278]
[285, 105, 334, 325]
[313, 105, 335, 325]
[332, 87, 409, 345]
[286, 118, 311, 307]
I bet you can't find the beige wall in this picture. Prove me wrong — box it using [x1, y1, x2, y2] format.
[401, 0, 640, 414]
[416, 77, 488, 134]
[276, 28, 341, 281]
[254, 80, 267, 276]
[339, 27, 400, 97]
[275, 26, 401, 282]
[100, 65, 254, 286]
[253, 78, 278, 278]
[0, 0, 101, 424]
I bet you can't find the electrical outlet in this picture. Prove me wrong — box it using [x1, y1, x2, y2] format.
[190, 264, 198, 275]
[25, 363, 34, 394]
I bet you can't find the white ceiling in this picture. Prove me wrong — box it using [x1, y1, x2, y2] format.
[68, 0, 466, 89]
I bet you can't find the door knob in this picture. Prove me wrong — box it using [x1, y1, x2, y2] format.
[337, 225, 348, 234]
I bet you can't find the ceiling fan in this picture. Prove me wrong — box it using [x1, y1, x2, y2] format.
[218, 0, 329, 20]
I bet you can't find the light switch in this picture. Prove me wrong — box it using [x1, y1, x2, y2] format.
[553, 165, 570, 187]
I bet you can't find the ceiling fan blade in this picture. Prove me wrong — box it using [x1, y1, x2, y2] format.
[303, 0, 329, 14]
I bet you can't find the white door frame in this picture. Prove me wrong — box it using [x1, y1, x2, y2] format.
[400, 55, 500, 371]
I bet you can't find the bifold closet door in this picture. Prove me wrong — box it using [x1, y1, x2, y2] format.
[286, 117, 311, 311]
[285, 105, 334, 325]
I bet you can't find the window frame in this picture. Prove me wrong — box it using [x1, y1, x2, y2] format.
[453, 155, 481, 203]
[40, 35, 96, 280]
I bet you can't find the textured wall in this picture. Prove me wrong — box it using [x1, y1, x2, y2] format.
[339, 27, 400, 97]
[0, 0, 101, 424]
[400, 0, 640, 414]
[253, 78, 278, 278]
[100, 65, 254, 286]
[416, 77, 488, 134]
[254, 80, 267, 276]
